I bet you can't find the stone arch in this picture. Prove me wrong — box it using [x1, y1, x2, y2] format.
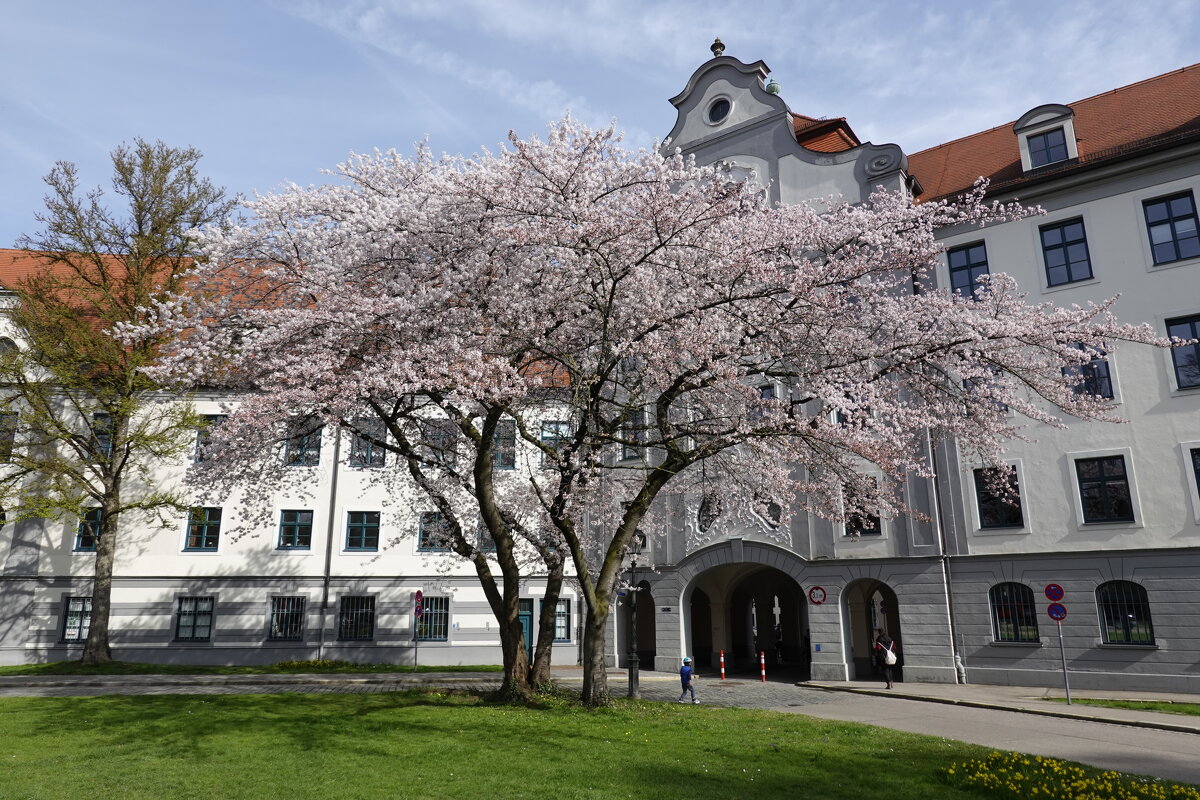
[841, 577, 903, 682]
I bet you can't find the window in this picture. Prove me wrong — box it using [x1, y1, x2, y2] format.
[337, 595, 376, 641]
[348, 417, 386, 468]
[1040, 219, 1092, 286]
[1027, 127, 1069, 168]
[284, 418, 322, 467]
[621, 408, 648, 461]
[416, 595, 449, 641]
[345, 511, 380, 551]
[0, 412, 16, 462]
[551, 598, 571, 642]
[278, 509, 313, 549]
[1166, 314, 1200, 389]
[75, 507, 102, 551]
[1096, 581, 1154, 645]
[1144, 192, 1199, 265]
[93, 412, 114, 458]
[1075, 456, 1134, 523]
[1192, 448, 1200, 502]
[844, 511, 880, 536]
[947, 242, 989, 299]
[194, 414, 226, 462]
[185, 507, 222, 551]
[476, 520, 497, 552]
[988, 583, 1039, 643]
[422, 419, 457, 467]
[974, 468, 1023, 529]
[61, 596, 92, 642]
[268, 596, 306, 640]
[175, 596, 214, 642]
[540, 421, 572, 467]
[1062, 345, 1113, 399]
[418, 511, 451, 552]
[493, 419, 516, 470]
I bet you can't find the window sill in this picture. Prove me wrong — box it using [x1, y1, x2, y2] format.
[988, 640, 1042, 648]
[1096, 642, 1158, 650]
[975, 525, 1029, 535]
[343, 548, 379, 554]
[1042, 276, 1098, 295]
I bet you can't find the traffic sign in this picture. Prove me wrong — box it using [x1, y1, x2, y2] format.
[414, 589, 425, 619]
[1047, 602, 1067, 621]
[1044, 583, 1065, 601]
[808, 586, 827, 605]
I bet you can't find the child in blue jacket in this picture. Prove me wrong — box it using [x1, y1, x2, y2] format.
[678, 657, 699, 703]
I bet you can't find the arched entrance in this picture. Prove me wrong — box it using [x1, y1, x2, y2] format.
[619, 580, 657, 669]
[842, 579, 902, 683]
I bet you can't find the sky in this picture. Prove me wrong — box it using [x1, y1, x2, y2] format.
[2, 0, 1198, 247]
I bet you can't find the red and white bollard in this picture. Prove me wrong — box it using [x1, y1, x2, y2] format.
[759, 650, 767, 682]
[719, 650, 726, 680]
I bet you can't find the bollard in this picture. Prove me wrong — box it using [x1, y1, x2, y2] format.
[720, 650, 726, 680]
[759, 650, 766, 682]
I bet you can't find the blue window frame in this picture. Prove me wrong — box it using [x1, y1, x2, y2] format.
[345, 510, 380, 551]
[1075, 456, 1134, 523]
[194, 414, 226, 462]
[268, 596, 306, 640]
[1096, 581, 1154, 645]
[284, 419, 322, 467]
[1040, 219, 1092, 286]
[175, 596, 214, 642]
[493, 419, 516, 470]
[417, 511, 451, 552]
[549, 598, 571, 642]
[348, 417, 386, 468]
[947, 242, 989, 299]
[185, 507, 221, 551]
[989, 583, 1039, 643]
[337, 595, 376, 641]
[278, 509, 313, 549]
[93, 412, 113, 458]
[1028, 127, 1068, 168]
[75, 507, 102, 551]
[1166, 314, 1200, 389]
[421, 419, 457, 467]
[1144, 192, 1200, 265]
[540, 420, 572, 468]
[415, 595, 449, 641]
[974, 468, 1023, 529]
[61, 596, 92, 642]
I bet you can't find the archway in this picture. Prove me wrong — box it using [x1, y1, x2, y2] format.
[842, 579, 902, 683]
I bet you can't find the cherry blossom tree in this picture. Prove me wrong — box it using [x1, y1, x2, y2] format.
[140, 119, 1168, 706]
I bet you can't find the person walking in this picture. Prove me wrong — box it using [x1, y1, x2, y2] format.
[874, 630, 897, 689]
[678, 656, 699, 703]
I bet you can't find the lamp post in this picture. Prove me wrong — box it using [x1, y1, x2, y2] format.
[627, 530, 647, 699]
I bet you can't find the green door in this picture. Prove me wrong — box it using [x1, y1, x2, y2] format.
[518, 599, 534, 661]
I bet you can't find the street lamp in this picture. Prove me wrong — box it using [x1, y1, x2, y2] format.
[627, 529, 647, 699]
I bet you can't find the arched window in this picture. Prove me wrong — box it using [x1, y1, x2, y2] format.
[0, 337, 16, 354]
[988, 582, 1039, 643]
[1096, 581, 1155, 645]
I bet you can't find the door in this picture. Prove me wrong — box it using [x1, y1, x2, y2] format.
[518, 599, 534, 661]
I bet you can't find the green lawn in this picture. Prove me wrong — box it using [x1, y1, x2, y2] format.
[0, 659, 503, 676]
[1050, 697, 1200, 717]
[0, 690, 995, 800]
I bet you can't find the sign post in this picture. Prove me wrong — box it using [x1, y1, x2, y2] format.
[1045, 584, 1071, 705]
[413, 590, 424, 673]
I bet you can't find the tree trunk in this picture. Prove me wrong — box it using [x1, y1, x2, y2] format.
[81, 503, 118, 666]
[529, 562, 565, 688]
[580, 602, 611, 708]
[497, 614, 532, 701]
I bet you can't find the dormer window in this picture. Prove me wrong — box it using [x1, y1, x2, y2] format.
[1028, 127, 1068, 168]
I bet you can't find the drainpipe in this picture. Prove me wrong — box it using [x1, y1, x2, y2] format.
[927, 430, 967, 684]
[316, 426, 343, 661]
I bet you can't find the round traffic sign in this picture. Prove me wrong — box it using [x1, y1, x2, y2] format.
[1044, 583, 1065, 601]
[414, 589, 425, 619]
[1047, 602, 1067, 621]
[808, 586, 827, 605]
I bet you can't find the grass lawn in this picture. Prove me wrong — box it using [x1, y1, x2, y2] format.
[0, 659, 503, 676]
[1049, 697, 1200, 717]
[0, 689, 1000, 800]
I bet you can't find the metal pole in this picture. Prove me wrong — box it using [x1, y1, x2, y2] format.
[628, 555, 640, 699]
[1057, 620, 1071, 705]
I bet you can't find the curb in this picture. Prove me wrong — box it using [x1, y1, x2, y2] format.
[797, 682, 1200, 736]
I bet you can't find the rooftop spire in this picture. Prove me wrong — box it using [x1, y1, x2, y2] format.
[710, 38, 725, 58]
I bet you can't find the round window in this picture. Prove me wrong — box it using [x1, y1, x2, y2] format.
[707, 98, 731, 124]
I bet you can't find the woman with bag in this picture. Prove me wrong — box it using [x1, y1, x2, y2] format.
[874, 629, 897, 689]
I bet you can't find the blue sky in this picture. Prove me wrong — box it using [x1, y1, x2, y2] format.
[3, 0, 1198, 247]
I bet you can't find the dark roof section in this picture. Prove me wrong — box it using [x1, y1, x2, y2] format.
[907, 63, 1200, 202]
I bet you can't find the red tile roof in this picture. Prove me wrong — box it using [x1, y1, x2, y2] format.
[792, 114, 861, 153]
[907, 63, 1200, 201]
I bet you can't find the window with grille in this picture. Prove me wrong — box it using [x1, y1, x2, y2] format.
[348, 417, 386, 468]
[1040, 219, 1092, 286]
[974, 468, 1024, 529]
[552, 598, 571, 642]
[1062, 344, 1113, 399]
[492, 419, 516, 470]
[278, 509, 313, 549]
[476, 520, 497, 552]
[268, 596, 306, 640]
[93, 412, 114, 458]
[418, 511, 451, 552]
[1166, 314, 1200, 389]
[0, 412, 16, 462]
[621, 409, 648, 461]
[62, 596, 92, 642]
[416, 596, 449, 641]
[194, 414, 226, 462]
[186, 507, 222, 550]
[176, 596, 214, 641]
[947, 242, 990, 299]
[345, 511, 380, 551]
[420, 419, 458, 467]
[284, 418, 322, 467]
[988, 583, 1039, 643]
[1027, 127, 1069, 168]
[76, 508, 102, 551]
[337, 595, 376, 641]
[1075, 456, 1134, 523]
[540, 420, 572, 468]
[1096, 581, 1155, 645]
[1144, 192, 1199, 265]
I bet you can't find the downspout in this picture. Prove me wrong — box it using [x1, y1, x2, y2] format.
[316, 426, 343, 661]
[927, 430, 967, 684]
